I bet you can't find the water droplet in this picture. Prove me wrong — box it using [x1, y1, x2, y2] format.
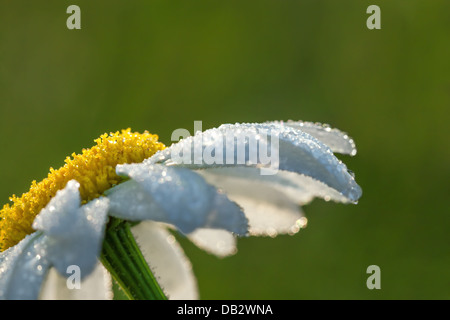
[296, 217, 308, 229]
[166, 235, 176, 244]
[347, 169, 355, 178]
[266, 228, 278, 238]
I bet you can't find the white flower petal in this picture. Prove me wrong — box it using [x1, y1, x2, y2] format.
[32, 180, 109, 278]
[149, 122, 362, 203]
[225, 193, 304, 237]
[32, 180, 81, 236]
[199, 166, 349, 205]
[131, 221, 198, 300]
[187, 229, 238, 257]
[198, 168, 309, 236]
[0, 232, 51, 300]
[40, 262, 113, 300]
[270, 120, 357, 155]
[108, 164, 248, 235]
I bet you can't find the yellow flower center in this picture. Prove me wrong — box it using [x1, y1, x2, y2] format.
[0, 129, 165, 251]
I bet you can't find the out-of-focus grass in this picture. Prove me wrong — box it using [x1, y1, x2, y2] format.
[0, 1, 448, 299]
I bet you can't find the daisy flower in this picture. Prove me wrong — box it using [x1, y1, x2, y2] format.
[0, 121, 362, 300]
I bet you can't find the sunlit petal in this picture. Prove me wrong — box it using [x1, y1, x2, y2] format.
[32, 180, 109, 279]
[108, 164, 248, 235]
[270, 120, 357, 155]
[40, 262, 113, 300]
[198, 168, 306, 236]
[199, 167, 349, 205]
[149, 122, 362, 203]
[131, 221, 198, 300]
[187, 229, 238, 257]
[0, 233, 51, 300]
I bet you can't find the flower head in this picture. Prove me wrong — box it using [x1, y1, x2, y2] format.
[0, 129, 164, 251]
[0, 120, 362, 300]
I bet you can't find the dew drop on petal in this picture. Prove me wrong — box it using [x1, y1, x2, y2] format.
[347, 169, 355, 178]
[166, 234, 176, 245]
[267, 228, 278, 238]
[297, 217, 308, 229]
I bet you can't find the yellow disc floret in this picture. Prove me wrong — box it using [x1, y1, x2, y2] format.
[0, 129, 165, 251]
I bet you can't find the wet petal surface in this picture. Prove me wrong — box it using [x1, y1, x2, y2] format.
[108, 164, 248, 235]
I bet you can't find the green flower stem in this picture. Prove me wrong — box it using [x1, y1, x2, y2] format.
[100, 217, 167, 300]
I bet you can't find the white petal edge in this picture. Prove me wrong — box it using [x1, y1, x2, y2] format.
[131, 221, 199, 300]
[187, 228, 238, 257]
[269, 120, 357, 155]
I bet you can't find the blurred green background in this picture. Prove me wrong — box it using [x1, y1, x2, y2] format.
[0, 1, 448, 299]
